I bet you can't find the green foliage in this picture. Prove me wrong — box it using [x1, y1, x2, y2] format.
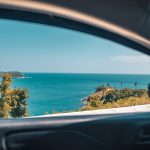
[96, 85, 106, 92]
[103, 88, 146, 103]
[81, 95, 150, 111]
[0, 73, 29, 118]
[148, 83, 150, 97]
[103, 93, 116, 103]
[10, 88, 29, 117]
[81, 86, 150, 111]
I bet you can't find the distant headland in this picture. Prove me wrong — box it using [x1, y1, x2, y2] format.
[0, 71, 24, 78]
[81, 86, 150, 111]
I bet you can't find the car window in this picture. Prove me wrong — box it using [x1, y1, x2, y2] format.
[0, 19, 150, 118]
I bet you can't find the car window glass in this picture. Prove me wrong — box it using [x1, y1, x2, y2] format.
[0, 19, 150, 118]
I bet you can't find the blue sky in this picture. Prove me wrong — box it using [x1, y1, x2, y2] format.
[0, 19, 150, 74]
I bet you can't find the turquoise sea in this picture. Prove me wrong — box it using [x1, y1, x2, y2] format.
[10, 73, 150, 116]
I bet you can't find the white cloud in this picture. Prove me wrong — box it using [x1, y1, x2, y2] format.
[110, 55, 150, 63]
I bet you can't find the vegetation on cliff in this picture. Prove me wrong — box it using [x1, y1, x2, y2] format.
[81, 86, 150, 111]
[0, 71, 24, 78]
[0, 73, 28, 118]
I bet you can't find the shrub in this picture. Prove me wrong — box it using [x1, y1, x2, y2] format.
[81, 86, 149, 111]
[0, 73, 29, 118]
[96, 85, 106, 92]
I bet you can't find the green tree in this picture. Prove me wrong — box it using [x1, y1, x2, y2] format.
[148, 83, 150, 98]
[103, 93, 116, 103]
[0, 73, 28, 118]
[10, 88, 29, 117]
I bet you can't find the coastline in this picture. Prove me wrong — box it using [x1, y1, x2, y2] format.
[28, 104, 150, 118]
[9, 73, 150, 116]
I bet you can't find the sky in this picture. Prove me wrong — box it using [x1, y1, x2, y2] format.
[0, 19, 150, 74]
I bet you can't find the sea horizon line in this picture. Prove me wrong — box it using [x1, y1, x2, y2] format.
[21, 72, 150, 75]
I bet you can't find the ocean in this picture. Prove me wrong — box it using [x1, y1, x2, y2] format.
[10, 73, 150, 116]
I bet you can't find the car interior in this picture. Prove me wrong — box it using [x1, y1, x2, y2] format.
[0, 0, 150, 150]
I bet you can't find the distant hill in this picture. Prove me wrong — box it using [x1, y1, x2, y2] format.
[0, 71, 24, 78]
